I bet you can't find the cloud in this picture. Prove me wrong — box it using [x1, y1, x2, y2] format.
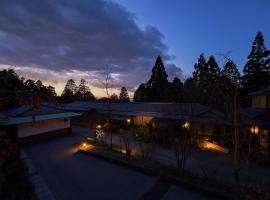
[0, 0, 182, 94]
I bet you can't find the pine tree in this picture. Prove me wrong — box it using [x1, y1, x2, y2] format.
[146, 55, 172, 102]
[119, 87, 130, 102]
[172, 77, 183, 102]
[207, 56, 221, 82]
[192, 54, 208, 85]
[133, 83, 147, 102]
[242, 32, 270, 94]
[190, 54, 222, 108]
[76, 79, 95, 101]
[61, 79, 77, 102]
[221, 60, 240, 90]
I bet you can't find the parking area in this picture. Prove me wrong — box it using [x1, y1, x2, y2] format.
[24, 127, 206, 200]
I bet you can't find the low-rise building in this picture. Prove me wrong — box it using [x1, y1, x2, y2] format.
[64, 101, 230, 152]
[0, 103, 80, 143]
[240, 88, 270, 149]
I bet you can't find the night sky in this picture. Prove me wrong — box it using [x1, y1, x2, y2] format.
[0, 0, 269, 96]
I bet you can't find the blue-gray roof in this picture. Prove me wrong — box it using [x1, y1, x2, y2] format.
[0, 112, 81, 125]
[64, 101, 229, 125]
[240, 107, 270, 127]
[0, 103, 81, 125]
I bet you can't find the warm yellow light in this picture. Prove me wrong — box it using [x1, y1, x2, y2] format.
[254, 126, 259, 134]
[127, 118, 131, 123]
[96, 125, 102, 129]
[182, 121, 191, 129]
[82, 143, 87, 147]
[250, 126, 259, 135]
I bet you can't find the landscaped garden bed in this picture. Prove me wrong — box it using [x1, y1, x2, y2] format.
[0, 139, 37, 200]
[74, 138, 270, 200]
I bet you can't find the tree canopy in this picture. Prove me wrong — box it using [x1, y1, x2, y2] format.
[119, 87, 130, 102]
[242, 32, 270, 94]
[0, 69, 57, 109]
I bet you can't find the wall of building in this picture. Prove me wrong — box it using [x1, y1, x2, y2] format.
[252, 96, 267, 108]
[17, 118, 70, 138]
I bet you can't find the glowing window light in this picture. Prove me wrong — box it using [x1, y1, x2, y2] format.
[250, 126, 259, 135]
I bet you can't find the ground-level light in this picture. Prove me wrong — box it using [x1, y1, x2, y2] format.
[182, 121, 191, 129]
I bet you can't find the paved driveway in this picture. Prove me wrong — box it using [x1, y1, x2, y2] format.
[24, 127, 206, 200]
[75, 126, 270, 188]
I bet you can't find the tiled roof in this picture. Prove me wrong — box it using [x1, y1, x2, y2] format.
[0, 103, 81, 125]
[64, 101, 229, 125]
[239, 107, 270, 127]
[248, 87, 270, 96]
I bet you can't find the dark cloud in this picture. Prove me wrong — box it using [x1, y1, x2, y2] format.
[0, 0, 182, 89]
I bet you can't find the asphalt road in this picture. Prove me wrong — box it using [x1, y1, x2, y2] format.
[24, 128, 207, 200]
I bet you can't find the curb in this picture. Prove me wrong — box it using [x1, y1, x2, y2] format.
[21, 150, 56, 200]
[78, 150, 237, 200]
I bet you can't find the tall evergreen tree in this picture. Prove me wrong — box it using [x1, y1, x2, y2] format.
[207, 56, 221, 82]
[146, 55, 172, 102]
[171, 77, 183, 102]
[192, 54, 208, 85]
[133, 83, 147, 102]
[61, 79, 77, 102]
[76, 79, 95, 101]
[119, 87, 130, 102]
[242, 32, 270, 94]
[221, 60, 240, 91]
[190, 54, 222, 108]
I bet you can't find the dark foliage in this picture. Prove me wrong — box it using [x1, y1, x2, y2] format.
[0, 69, 57, 110]
[119, 87, 130, 102]
[133, 55, 182, 102]
[133, 83, 147, 102]
[0, 140, 37, 200]
[242, 32, 270, 94]
[60, 79, 95, 102]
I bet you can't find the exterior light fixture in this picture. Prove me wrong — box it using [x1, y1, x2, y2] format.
[82, 143, 87, 148]
[250, 126, 259, 135]
[182, 121, 191, 129]
[127, 118, 131, 123]
[96, 124, 102, 129]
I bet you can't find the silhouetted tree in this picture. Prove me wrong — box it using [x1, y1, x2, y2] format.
[171, 77, 183, 102]
[221, 60, 240, 94]
[110, 93, 119, 102]
[0, 69, 24, 108]
[76, 79, 95, 101]
[133, 83, 147, 102]
[61, 79, 77, 102]
[146, 55, 172, 102]
[207, 56, 221, 82]
[242, 32, 270, 94]
[192, 54, 208, 85]
[119, 87, 130, 102]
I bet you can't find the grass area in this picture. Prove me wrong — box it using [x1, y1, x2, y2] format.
[74, 138, 270, 200]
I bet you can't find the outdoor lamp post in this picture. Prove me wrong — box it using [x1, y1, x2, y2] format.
[96, 124, 104, 140]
